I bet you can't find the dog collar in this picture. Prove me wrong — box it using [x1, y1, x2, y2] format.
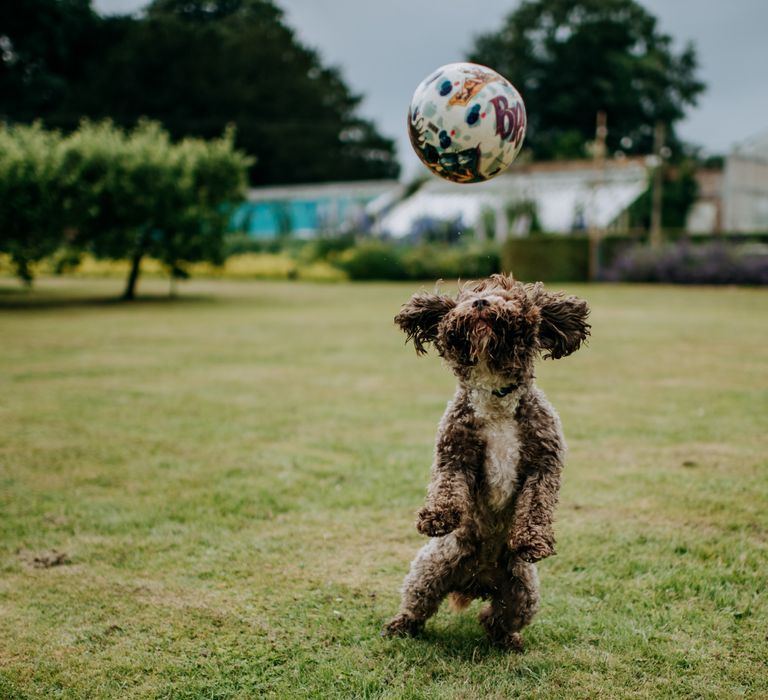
[492, 383, 519, 398]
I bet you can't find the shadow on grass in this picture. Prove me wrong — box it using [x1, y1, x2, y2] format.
[0, 286, 218, 311]
[398, 623, 507, 662]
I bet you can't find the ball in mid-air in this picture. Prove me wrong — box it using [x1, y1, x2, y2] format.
[408, 62, 526, 184]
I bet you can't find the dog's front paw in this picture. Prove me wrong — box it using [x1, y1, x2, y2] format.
[416, 505, 461, 537]
[479, 607, 525, 652]
[382, 615, 423, 638]
[510, 532, 556, 562]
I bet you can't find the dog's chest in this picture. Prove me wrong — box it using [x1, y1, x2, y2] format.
[482, 420, 522, 510]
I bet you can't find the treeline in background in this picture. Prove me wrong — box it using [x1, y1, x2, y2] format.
[1, 0, 766, 291]
[0, 0, 399, 186]
[2, 118, 766, 292]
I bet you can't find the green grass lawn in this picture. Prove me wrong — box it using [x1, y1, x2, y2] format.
[1, 276, 766, 699]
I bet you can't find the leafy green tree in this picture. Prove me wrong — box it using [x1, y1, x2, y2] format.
[4, 0, 399, 185]
[61, 121, 251, 299]
[0, 124, 66, 283]
[0, 0, 100, 124]
[469, 0, 705, 160]
[149, 128, 253, 293]
[627, 160, 699, 232]
[0, 120, 250, 297]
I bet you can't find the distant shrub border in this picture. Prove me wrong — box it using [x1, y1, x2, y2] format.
[503, 234, 768, 285]
[502, 235, 590, 282]
[602, 241, 768, 285]
[0, 252, 347, 284]
[4, 229, 767, 288]
[0, 240, 504, 285]
[334, 241, 501, 281]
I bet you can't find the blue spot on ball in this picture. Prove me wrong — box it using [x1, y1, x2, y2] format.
[439, 80, 452, 96]
[466, 104, 481, 125]
[439, 130, 452, 148]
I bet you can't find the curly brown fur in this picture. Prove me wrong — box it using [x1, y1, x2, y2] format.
[394, 291, 456, 355]
[384, 274, 590, 650]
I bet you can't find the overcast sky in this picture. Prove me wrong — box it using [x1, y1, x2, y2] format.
[95, 0, 768, 178]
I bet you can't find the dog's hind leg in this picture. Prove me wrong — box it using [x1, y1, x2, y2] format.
[479, 558, 540, 651]
[383, 535, 468, 637]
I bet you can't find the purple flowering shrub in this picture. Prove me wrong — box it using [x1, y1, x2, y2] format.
[602, 241, 768, 285]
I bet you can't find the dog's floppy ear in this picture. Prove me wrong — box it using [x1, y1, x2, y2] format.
[526, 283, 590, 359]
[395, 292, 456, 355]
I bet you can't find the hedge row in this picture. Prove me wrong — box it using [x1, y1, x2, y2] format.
[502, 235, 590, 282]
[502, 234, 768, 284]
[24, 235, 765, 286]
[334, 241, 501, 281]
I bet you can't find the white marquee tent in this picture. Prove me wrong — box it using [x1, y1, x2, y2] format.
[374, 159, 650, 239]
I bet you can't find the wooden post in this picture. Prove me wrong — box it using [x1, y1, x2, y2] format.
[589, 111, 607, 281]
[594, 110, 607, 161]
[650, 121, 666, 248]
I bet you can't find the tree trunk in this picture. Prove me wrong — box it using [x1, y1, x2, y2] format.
[123, 251, 143, 300]
[13, 255, 34, 288]
[123, 229, 152, 301]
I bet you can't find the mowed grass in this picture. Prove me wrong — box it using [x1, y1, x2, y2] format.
[0, 276, 766, 700]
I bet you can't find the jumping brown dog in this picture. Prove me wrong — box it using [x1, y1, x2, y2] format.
[384, 274, 590, 650]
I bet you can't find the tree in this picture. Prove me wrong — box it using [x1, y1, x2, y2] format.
[628, 159, 700, 232]
[468, 0, 705, 160]
[61, 121, 251, 299]
[0, 0, 101, 124]
[0, 120, 250, 297]
[2, 0, 399, 185]
[0, 124, 67, 283]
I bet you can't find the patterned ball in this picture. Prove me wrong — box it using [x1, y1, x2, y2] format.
[407, 62, 526, 184]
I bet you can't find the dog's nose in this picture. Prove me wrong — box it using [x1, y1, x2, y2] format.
[473, 298, 489, 309]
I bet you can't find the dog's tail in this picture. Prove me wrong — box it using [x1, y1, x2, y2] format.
[447, 592, 474, 612]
